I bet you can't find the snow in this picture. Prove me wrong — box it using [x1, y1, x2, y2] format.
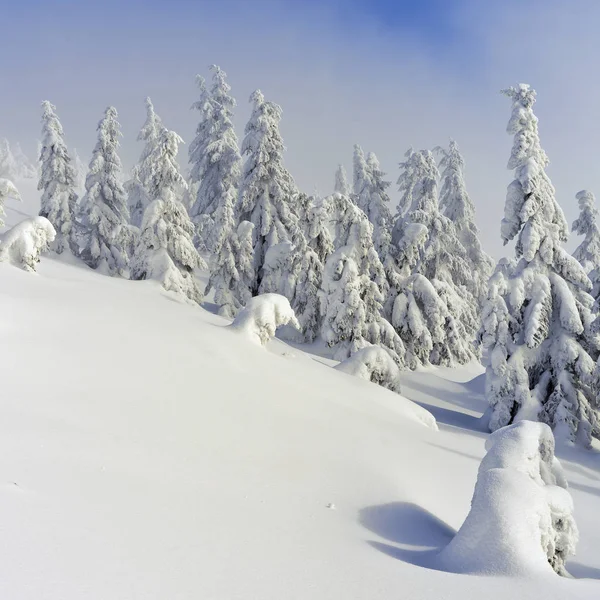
[2, 183, 600, 600]
[0, 216, 55, 271]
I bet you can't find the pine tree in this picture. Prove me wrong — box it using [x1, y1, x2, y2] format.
[365, 152, 393, 257]
[131, 128, 205, 303]
[238, 89, 299, 295]
[334, 164, 350, 196]
[126, 97, 165, 228]
[37, 101, 78, 254]
[436, 140, 494, 304]
[74, 107, 132, 276]
[386, 150, 478, 368]
[189, 66, 242, 253]
[483, 84, 600, 445]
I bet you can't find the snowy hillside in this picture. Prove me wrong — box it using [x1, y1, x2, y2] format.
[2, 238, 600, 599]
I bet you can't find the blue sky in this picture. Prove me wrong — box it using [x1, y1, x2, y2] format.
[1, 0, 599, 257]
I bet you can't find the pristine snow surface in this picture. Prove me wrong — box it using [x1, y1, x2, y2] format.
[2, 190, 600, 599]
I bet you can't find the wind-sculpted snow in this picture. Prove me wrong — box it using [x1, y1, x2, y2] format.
[439, 421, 578, 576]
[0, 216, 55, 271]
[230, 293, 300, 345]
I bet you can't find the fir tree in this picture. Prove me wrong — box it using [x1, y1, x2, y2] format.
[0, 178, 20, 227]
[334, 164, 350, 196]
[387, 150, 478, 368]
[189, 66, 242, 253]
[126, 97, 165, 228]
[483, 84, 600, 445]
[131, 128, 205, 303]
[572, 189, 600, 302]
[37, 101, 78, 254]
[74, 107, 132, 276]
[436, 140, 494, 304]
[238, 89, 299, 295]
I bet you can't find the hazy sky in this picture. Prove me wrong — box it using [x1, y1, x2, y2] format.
[1, 0, 599, 258]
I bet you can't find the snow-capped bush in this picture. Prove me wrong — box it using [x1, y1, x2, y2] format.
[230, 293, 300, 346]
[335, 345, 402, 393]
[0, 216, 55, 272]
[439, 421, 577, 577]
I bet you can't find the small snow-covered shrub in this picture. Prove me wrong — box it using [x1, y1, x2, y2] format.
[439, 421, 578, 577]
[230, 293, 300, 346]
[335, 346, 402, 393]
[0, 216, 56, 272]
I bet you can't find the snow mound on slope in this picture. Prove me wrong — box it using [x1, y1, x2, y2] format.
[0, 216, 55, 272]
[230, 293, 300, 345]
[439, 420, 578, 576]
[335, 345, 402, 393]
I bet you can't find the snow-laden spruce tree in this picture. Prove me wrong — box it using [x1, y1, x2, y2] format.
[386, 149, 478, 368]
[37, 101, 78, 254]
[320, 192, 405, 363]
[0, 178, 20, 227]
[572, 189, 600, 302]
[189, 66, 242, 253]
[436, 140, 494, 304]
[0, 139, 18, 180]
[131, 128, 205, 303]
[204, 176, 253, 318]
[74, 107, 132, 276]
[334, 164, 350, 196]
[126, 97, 165, 228]
[482, 84, 600, 445]
[238, 89, 299, 295]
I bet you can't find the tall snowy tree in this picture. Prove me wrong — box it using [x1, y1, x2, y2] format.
[131, 128, 205, 303]
[436, 140, 494, 304]
[189, 66, 242, 253]
[386, 150, 478, 368]
[238, 89, 299, 295]
[572, 190, 600, 303]
[320, 192, 405, 363]
[334, 164, 350, 196]
[74, 107, 132, 276]
[37, 101, 78, 254]
[366, 152, 393, 257]
[126, 97, 165, 228]
[482, 84, 600, 445]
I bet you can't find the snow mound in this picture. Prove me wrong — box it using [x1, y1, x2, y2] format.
[439, 420, 578, 576]
[0, 216, 55, 272]
[335, 345, 402, 393]
[230, 293, 300, 345]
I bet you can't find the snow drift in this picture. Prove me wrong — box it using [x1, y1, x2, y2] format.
[439, 420, 578, 576]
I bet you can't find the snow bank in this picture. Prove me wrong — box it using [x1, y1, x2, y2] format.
[439, 421, 578, 576]
[335, 345, 402, 393]
[0, 216, 55, 272]
[230, 293, 300, 345]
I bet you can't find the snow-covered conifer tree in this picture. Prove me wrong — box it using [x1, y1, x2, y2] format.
[320, 192, 405, 363]
[365, 152, 393, 257]
[334, 164, 350, 196]
[386, 150, 478, 368]
[572, 190, 600, 302]
[189, 66, 242, 253]
[126, 97, 165, 228]
[483, 84, 600, 445]
[436, 140, 493, 304]
[0, 178, 20, 227]
[74, 107, 132, 276]
[37, 101, 78, 254]
[131, 128, 205, 303]
[238, 89, 299, 295]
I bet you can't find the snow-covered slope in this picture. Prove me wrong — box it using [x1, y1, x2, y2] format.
[2, 255, 600, 600]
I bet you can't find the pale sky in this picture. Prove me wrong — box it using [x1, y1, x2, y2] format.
[1, 0, 598, 258]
